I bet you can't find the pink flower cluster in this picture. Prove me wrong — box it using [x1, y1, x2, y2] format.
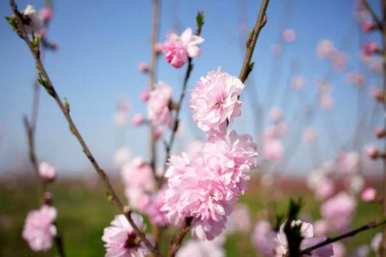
[38, 161, 56, 181]
[190, 70, 245, 137]
[102, 213, 149, 257]
[162, 131, 258, 240]
[147, 83, 173, 128]
[22, 205, 57, 251]
[162, 28, 204, 68]
[252, 220, 276, 256]
[262, 123, 287, 161]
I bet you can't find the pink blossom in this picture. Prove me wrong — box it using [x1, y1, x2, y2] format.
[314, 177, 334, 200]
[22, 5, 44, 34]
[102, 214, 148, 257]
[147, 83, 172, 127]
[38, 161, 56, 181]
[371, 232, 382, 254]
[145, 190, 169, 226]
[114, 111, 129, 126]
[362, 20, 376, 32]
[365, 146, 379, 159]
[331, 51, 347, 71]
[226, 204, 251, 233]
[362, 42, 378, 57]
[320, 192, 356, 231]
[22, 205, 57, 251]
[331, 242, 345, 257]
[282, 28, 296, 43]
[39, 7, 53, 23]
[114, 147, 131, 167]
[153, 126, 163, 140]
[337, 152, 359, 174]
[131, 114, 145, 127]
[262, 138, 283, 161]
[139, 89, 150, 102]
[162, 131, 257, 240]
[190, 70, 245, 136]
[314, 220, 328, 237]
[251, 220, 276, 256]
[316, 40, 335, 58]
[162, 28, 204, 68]
[320, 93, 334, 110]
[361, 187, 376, 202]
[176, 239, 225, 257]
[138, 62, 150, 73]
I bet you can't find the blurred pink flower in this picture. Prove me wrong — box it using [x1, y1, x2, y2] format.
[362, 20, 376, 32]
[138, 62, 150, 73]
[361, 187, 376, 202]
[315, 177, 334, 200]
[270, 107, 283, 122]
[365, 146, 379, 160]
[145, 190, 169, 226]
[282, 28, 296, 43]
[226, 204, 251, 233]
[190, 70, 245, 136]
[102, 214, 148, 257]
[39, 7, 53, 23]
[22, 205, 57, 251]
[316, 40, 335, 58]
[262, 138, 283, 161]
[331, 242, 345, 257]
[162, 131, 257, 240]
[162, 28, 204, 68]
[38, 161, 56, 181]
[362, 42, 378, 57]
[331, 51, 347, 71]
[177, 239, 225, 257]
[114, 111, 129, 126]
[320, 192, 356, 232]
[114, 147, 131, 167]
[314, 219, 328, 237]
[147, 83, 172, 127]
[139, 89, 150, 102]
[347, 72, 365, 87]
[291, 75, 305, 90]
[131, 114, 145, 127]
[22, 5, 44, 34]
[371, 232, 382, 254]
[320, 93, 334, 110]
[251, 220, 276, 256]
[303, 128, 317, 143]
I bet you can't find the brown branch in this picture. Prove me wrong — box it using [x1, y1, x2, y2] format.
[8, 1, 159, 255]
[238, 0, 270, 83]
[167, 218, 192, 257]
[301, 220, 386, 255]
[381, 0, 386, 256]
[362, 0, 383, 31]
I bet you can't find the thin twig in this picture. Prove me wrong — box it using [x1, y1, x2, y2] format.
[301, 220, 386, 255]
[362, 0, 383, 31]
[167, 218, 192, 257]
[8, 1, 159, 255]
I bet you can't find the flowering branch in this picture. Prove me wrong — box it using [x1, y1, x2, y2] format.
[300, 219, 386, 255]
[362, 0, 383, 31]
[8, 1, 159, 255]
[163, 12, 204, 174]
[167, 218, 192, 257]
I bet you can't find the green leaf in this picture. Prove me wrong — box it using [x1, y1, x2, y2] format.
[5, 16, 17, 31]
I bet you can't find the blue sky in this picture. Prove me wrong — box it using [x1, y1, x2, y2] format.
[0, 0, 383, 176]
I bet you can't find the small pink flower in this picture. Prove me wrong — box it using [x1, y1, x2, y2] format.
[162, 28, 204, 68]
[153, 126, 163, 140]
[320, 93, 334, 110]
[147, 83, 172, 127]
[320, 192, 356, 232]
[145, 190, 169, 226]
[102, 214, 148, 257]
[316, 40, 335, 58]
[177, 239, 225, 257]
[362, 42, 378, 57]
[22, 5, 44, 34]
[251, 220, 276, 256]
[39, 7, 53, 23]
[122, 157, 155, 192]
[361, 187, 376, 202]
[38, 161, 56, 181]
[262, 138, 283, 161]
[314, 220, 328, 237]
[22, 205, 57, 251]
[282, 28, 296, 43]
[365, 146, 379, 159]
[138, 62, 150, 73]
[362, 20, 376, 32]
[190, 70, 245, 136]
[139, 89, 150, 102]
[226, 204, 251, 233]
[131, 114, 145, 127]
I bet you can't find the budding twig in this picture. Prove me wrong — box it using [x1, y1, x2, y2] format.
[301, 220, 386, 255]
[8, 1, 159, 255]
[167, 218, 192, 257]
[362, 0, 383, 32]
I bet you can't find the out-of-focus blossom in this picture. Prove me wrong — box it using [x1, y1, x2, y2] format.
[145, 190, 169, 226]
[38, 161, 56, 181]
[338, 152, 359, 174]
[226, 204, 251, 233]
[270, 107, 283, 122]
[320, 93, 334, 110]
[362, 42, 379, 57]
[176, 239, 225, 257]
[39, 7, 53, 23]
[114, 112, 129, 126]
[162, 131, 257, 240]
[153, 126, 163, 140]
[355, 245, 370, 257]
[366, 145, 379, 159]
[331, 51, 347, 71]
[22, 205, 57, 251]
[139, 89, 150, 102]
[349, 175, 365, 194]
[332, 242, 345, 257]
[314, 219, 328, 237]
[148, 83, 172, 127]
[362, 20, 377, 32]
[190, 70, 245, 137]
[291, 75, 305, 90]
[102, 214, 148, 257]
[347, 72, 365, 87]
[114, 147, 131, 167]
[303, 128, 317, 143]
[138, 62, 150, 73]
[22, 5, 44, 34]
[162, 28, 204, 68]
[262, 138, 283, 161]
[320, 192, 356, 231]
[371, 232, 382, 255]
[282, 28, 296, 43]
[361, 187, 376, 202]
[251, 220, 276, 256]
[317, 40, 335, 58]
[131, 114, 145, 127]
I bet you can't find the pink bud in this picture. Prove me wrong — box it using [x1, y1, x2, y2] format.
[361, 187, 376, 202]
[139, 89, 150, 102]
[282, 28, 296, 43]
[38, 161, 56, 181]
[131, 114, 145, 127]
[362, 42, 378, 57]
[138, 62, 150, 73]
[362, 20, 376, 32]
[366, 146, 379, 159]
[40, 7, 53, 23]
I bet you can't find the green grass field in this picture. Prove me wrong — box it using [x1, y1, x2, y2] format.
[0, 175, 382, 257]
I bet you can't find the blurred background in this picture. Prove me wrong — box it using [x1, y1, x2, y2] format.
[0, 0, 383, 256]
